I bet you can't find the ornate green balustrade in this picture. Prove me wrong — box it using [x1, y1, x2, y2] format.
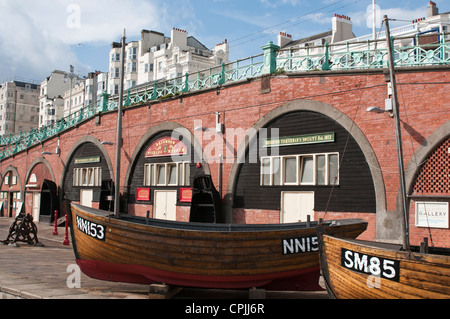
[1, 33, 449, 159]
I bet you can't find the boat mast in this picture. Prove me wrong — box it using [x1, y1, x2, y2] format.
[114, 29, 126, 217]
[384, 16, 410, 251]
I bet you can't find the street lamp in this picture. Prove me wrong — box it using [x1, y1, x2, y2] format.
[366, 98, 394, 116]
[64, 65, 77, 117]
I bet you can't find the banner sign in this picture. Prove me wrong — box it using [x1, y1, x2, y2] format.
[75, 156, 100, 164]
[145, 137, 187, 158]
[263, 132, 335, 148]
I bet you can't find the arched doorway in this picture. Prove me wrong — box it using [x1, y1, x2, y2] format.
[39, 180, 59, 224]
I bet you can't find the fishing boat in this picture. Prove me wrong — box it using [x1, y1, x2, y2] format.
[318, 234, 450, 298]
[317, 16, 450, 299]
[69, 202, 367, 290]
[66, 29, 369, 292]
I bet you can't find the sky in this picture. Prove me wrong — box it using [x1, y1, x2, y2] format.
[0, 0, 443, 83]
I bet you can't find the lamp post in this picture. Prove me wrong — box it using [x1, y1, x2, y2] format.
[64, 65, 77, 118]
[367, 16, 410, 251]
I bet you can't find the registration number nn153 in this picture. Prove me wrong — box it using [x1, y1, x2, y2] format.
[76, 216, 106, 241]
[341, 248, 400, 282]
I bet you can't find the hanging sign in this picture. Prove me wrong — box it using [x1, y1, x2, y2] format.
[415, 201, 449, 228]
[145, 137, 187, 158]
[136, 188, 151, 201]
[263, 132, 335, 148]
[180, 188, 193, 203]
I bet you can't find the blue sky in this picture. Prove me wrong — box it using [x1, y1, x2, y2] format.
[0, 0, 443, 83]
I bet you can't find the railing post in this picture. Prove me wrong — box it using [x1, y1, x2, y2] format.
[125, 89, 130, 107]
[151, 82, 158, 100]
[183, 72, 189, 93]
[219, 63, 226, 85]
[100, 91, 110, 112]
[261, 41, 280, 74]
[322, 42, 331, 71]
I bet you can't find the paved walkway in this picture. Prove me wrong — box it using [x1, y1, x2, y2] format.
[0, 217, 328, 300]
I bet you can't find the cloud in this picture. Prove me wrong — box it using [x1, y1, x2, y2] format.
[0, 0, 166, 82]
[350, 5, 426, 31]
[259, 0, 302, 8]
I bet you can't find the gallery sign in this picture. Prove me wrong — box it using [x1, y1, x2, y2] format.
[415, 201, 449, 228]
[145, 137, 187, 158]
[263, 132, 335, 148]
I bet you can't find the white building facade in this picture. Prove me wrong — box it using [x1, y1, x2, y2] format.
[278, 2, 449, 56]
[108, 28, 229, 95]
[39, 70, 78, 127]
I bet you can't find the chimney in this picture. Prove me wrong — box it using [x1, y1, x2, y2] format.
[331, 14, 354, 43]
[278, 32, 292, 47]
[427, 1, 438, 17]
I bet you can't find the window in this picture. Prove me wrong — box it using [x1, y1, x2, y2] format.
[73, 167, 102, 186]
[129, 47, 137, 60]
[284, 157, 298, 184]
[260, 153, 339, 186]
[144, 162, 190, 187]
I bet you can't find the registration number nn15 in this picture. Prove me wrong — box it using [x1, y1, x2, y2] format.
[341, 248, 400, 282]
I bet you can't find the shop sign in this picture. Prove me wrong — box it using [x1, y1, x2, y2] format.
[415, 201, 449, 228]
[75, 156, 100, 164]
[263, 132, 335, 148]
[136, 188, 151, 201]
[145, 137, 187, 158]
[180, 188, 193, 203]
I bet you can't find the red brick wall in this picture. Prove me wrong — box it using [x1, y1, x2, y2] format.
[1, 67, 449, 245]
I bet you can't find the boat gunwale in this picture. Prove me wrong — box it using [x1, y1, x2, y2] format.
[71, 202, 367, 234]
[321, 234, 450, 262]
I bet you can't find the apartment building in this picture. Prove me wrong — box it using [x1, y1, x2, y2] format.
[278, 1, 449, 54]
[62, 71, 108, 118]
[108, 28, 229, 95]
[0, 81, 40, 136]
[39, 70, 79, 127]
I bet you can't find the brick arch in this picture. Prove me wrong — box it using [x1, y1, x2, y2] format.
[1, 165, 23, 193]
[124, 121, 211, 191]
[23, 157, 56, 192]
[225, 99, 385, 225]
[60, 135, 115, 207]
[405, 121, 450, 196]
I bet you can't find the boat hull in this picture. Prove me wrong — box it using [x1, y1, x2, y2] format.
[319, 235, 450, 298]
[69, 203, 367, 291]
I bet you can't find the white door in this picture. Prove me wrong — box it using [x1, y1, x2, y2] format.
[281, 191, 314, 223]
[32, 192, 41, 222]
[80, 189, 94, 208]
[154, 190, 177, 221]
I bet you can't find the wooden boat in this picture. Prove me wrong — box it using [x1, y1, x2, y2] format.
[67, 30, 369, 292]
[318, 234, 450, 298]
[317, 16, 450, 299]
[69, 202, 367, 290]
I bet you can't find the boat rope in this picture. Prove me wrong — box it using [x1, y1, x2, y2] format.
[322, 73, 370, 221]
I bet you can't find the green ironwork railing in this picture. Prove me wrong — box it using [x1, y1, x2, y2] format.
[1, 32, 449, 159]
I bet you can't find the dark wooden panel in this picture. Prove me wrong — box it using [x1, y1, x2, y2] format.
[64, 142, 112, 202]
[127, 130, 204, 205]
[234, 111, 376, 213]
